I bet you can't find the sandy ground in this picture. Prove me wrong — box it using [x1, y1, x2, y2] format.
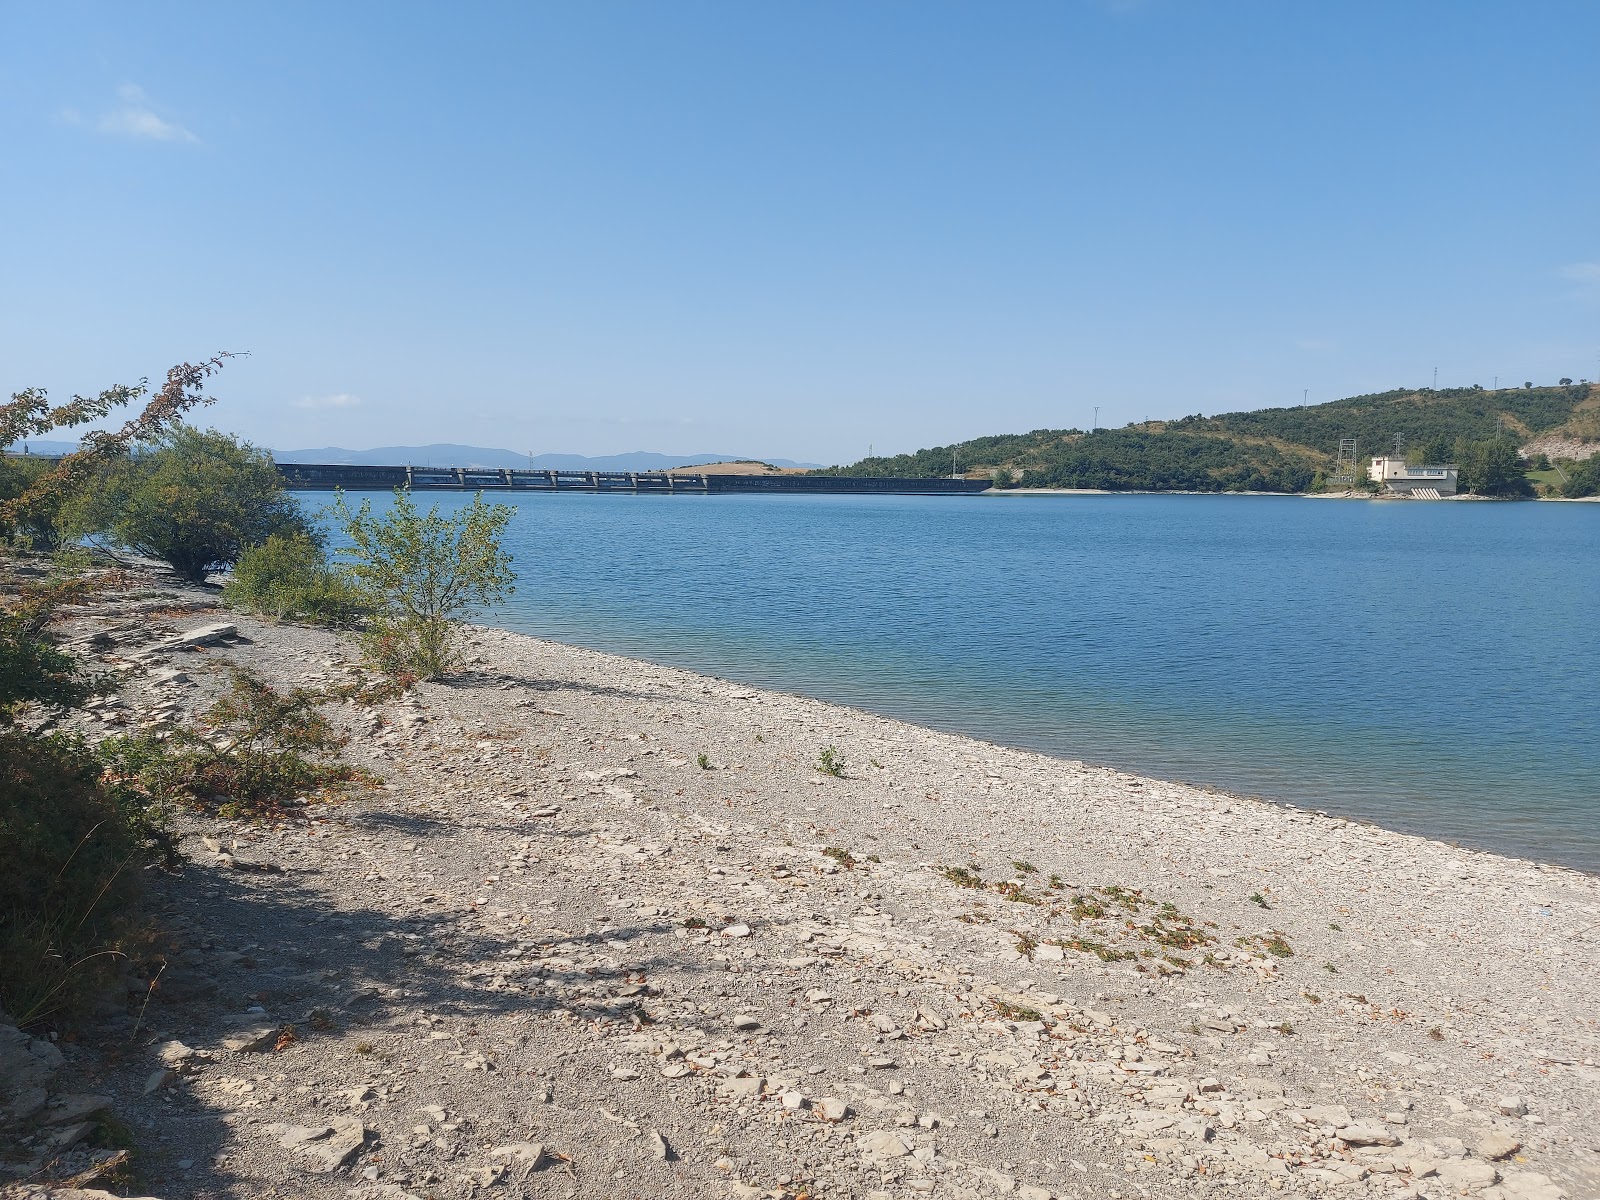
[3, 569, 1597, 1200]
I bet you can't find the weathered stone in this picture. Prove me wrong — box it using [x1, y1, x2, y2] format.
[818, 1097, 851, 1122]
[1437, 1159, 1499, 1189]
[1476, 1130, 1522, 1160]
[859, 1130, 911, 1159]
[1340, 1122, 1401, 1147]
[220, 1025, 278, 1053]
[40, 1094, 111, 1125]
[267, 1116, 368, 1172]
[489, 1142, 545, 1166]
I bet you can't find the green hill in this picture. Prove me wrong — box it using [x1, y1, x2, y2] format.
[815, 382, 1598, 494]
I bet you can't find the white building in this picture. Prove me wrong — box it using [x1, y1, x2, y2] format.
[1367, 457, 1458, 497]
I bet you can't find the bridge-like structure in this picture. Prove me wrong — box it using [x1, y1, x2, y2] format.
[274, 463, 990, 496]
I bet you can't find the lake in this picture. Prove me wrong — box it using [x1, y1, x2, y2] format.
[319, 492, 1600, 872]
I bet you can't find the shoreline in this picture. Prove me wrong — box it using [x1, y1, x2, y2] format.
[18, 575, 1598, 1199]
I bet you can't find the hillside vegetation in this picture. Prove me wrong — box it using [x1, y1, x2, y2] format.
[817, 382, 1598, 494]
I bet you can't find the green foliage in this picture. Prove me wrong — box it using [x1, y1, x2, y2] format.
[333, 489, 515, 680]
[1453, 437, 1533, 496]
[1562, 454, 1600, 498]
[0, 455, 63, 548]
[224, 531, 366, 625]
[816, 746, 845, 776]
[100, 667, 362, 817]
[0, 607, 91, 723]
[817, 383, 1596, 494]
[71, 426, 311, 582]
[0, 729, 163, 1024]
[1175, 384, 1592, 454]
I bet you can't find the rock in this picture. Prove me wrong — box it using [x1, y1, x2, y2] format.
[221, 1025, 279, 1053]
[1496, 1095, 1528, 1117]
[489, 1142, 545, 1167]
[1340, 1122, 1401, 1147]
[722, 923, 752, 938]
[818, 1097, 851, 1122]
[1476, 1130, 1523, 1160]
[859, 1130, 911, 1160]
[610, 1067, 640, 1080]
[143, 1068, 176, 1094]
[647, 1128, 673, 1160]
[4, 1086, 48, 1124]
[1305, 1104, 1352, 1129]
[1499, 1170, 1570, 1200]
[267, 1116, 368, 1172]
[719, 1075, 765, 1099]
[1437, 1159, 1499, 1190]
[1034, 944, 1065, 962]
[48, 1120, 96, 1149]
[40, 1094, 112, 1125]
[781, 1091, 806, 1111]
[732, 1015, 762, 1032]
[0, 1022, 65, 1091]
[157, 1040, 201, 1070]
[168, 621, 239, 648]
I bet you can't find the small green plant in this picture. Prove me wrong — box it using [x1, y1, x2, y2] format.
[1322, 962, 1338, 973]
[100, 667, 364, 816]
[1011, 930, 1038, 959]
[822, 846, 855, 868]
[1328, 922, 1342, 931]
[865, 854, 880, 863]
[754, 733, 765, 743]
[1428, 1025, 1444, 1041]
[1012, 860, 1037, 874]
[991, 880, 1039, 904]
[696, 752, 712, 770]
[1055, 937, 1135, 963]
[1249, 892, 1270, 909]
[1277, 1021, 1294, 1035]
[683, 916, 708, 929]
[993, 1000, 1043, 1023]
[1302, 991, 1321, 1004]
[868, 757, 883, 769]
[1048, 874, 1064, 889]
[940, 865, 983, 888]
[816, 746, 845, 777]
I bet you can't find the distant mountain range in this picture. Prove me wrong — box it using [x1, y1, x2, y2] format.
[271, 445, 822, 470]
[1, 439, 821, 471]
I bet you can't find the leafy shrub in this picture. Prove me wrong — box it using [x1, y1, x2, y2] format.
[1563, 454, 1600, 499]
[69, 426, 312, 582]
[334, 489, 514, 680]
[224, 532, 366, 625]
[100, 667, 364, 817]
[0, 730, 164, 1024]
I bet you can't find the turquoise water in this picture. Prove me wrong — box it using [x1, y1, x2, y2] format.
[321, 493, 1600, 871]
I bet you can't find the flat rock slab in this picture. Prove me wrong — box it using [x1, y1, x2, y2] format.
[265, 1116, 368, 1172]
[220, 1026, 278, 1053]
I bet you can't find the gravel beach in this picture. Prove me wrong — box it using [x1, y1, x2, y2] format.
[4, 569, 1597, 1200]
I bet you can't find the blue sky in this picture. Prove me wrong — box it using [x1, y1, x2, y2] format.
[3, 2, 1597, 464]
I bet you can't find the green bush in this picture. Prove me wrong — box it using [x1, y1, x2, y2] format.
[0, 730, 163, 1024]
[333, 489, 515, 680]
[0, 455, 62, 549]
[1563, 454, 1600, 499]
[69, 426, 312, 582]
[223, 532, 367, 625]
[100, 667, 364, 818]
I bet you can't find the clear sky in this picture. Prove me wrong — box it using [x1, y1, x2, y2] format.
[3, 2, 1597, 464]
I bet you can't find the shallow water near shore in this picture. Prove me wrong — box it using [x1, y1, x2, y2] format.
[320, 492, 1600, 871]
